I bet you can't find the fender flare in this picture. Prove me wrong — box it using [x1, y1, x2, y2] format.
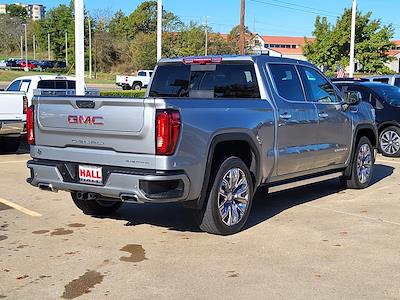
[344, 124, 378, 177]
[194, 132, 262, 210]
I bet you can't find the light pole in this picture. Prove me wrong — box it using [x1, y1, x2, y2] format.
[65, 31, 68, 66]
[23, 24, 28, 71]
[157, 0, 162, 61]
[349, 0, 357, 77]
[74, 0, 85, 96]
[20, 36, 23, 59]
[33, 34, 36, 60]
[48, 33, 51, 60]
[204, 16, 208, 56]
[88, 18, 92, 79]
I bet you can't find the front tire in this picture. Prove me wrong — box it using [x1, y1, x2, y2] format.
[199, 157, 253, 235]
[378, 126, 400, 157]
[340, 136, 374, 189]
[71, 192, 123, 215]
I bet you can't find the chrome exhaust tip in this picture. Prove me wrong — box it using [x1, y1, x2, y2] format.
[38, 183, 58, 193]
[120, 194, 142, 203]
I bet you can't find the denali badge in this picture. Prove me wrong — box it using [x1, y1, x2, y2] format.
[68, 115, 104, 125]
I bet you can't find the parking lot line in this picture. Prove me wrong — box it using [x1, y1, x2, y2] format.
[304, 204, 400, 227]
[376, 159, 400, 165]
[0, 160, 27, 164]
[0, 197, 41, 217]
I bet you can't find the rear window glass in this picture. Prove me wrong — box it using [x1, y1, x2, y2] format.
[394, 78, 400, 88]
[373, 78, 389, 84]
[37, 80, 76, 89]
[138, 72, 146, 76]
[149, 63, 260, 99]
[269, 64, 305, 101]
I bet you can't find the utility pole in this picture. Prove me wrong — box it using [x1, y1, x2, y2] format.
[23, 24, 28, 71]
[204, 16, 208, 56]
[33, 34, 36, 60]
[47, 33, 51, 60]
[157, 0, 162, 61]
[88, 18, 92, 79]
[349, 0, 357, 78]
[239, 0, 246, 55]
[74, 0, 85, 96]
[65, 31, 68, 66]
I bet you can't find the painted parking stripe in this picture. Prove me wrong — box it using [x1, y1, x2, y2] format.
[376, 159, 400, 165]
[0, 160, 27, 164]
[0, 198, 41, 217]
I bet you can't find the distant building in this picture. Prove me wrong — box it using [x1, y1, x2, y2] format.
[0, 2, 45, 20]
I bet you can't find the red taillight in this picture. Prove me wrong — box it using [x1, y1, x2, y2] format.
[183, 57, 222, 65]
[27, 106, 35, 145]
[156, 110, 181, 155]
[23, 96, 28, 114]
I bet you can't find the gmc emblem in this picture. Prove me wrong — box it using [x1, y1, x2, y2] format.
[68, 115, 104, 125]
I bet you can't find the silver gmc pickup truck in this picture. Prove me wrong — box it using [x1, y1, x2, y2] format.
[27, 55, 377, 235]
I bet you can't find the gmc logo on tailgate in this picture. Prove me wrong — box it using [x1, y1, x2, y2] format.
[68, 115, 104, 125]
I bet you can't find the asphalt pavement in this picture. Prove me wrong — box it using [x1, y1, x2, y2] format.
[0, 142, 399, 299]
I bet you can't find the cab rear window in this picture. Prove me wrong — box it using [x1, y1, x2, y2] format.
[149, 63, 261, 99]
[37, 80, 76, 89]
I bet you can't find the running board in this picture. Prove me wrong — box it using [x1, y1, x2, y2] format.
[269, 172, 343, 193]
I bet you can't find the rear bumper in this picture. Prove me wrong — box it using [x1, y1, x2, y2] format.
[0, 120, 24, 136]
[27, 159, 191, 203]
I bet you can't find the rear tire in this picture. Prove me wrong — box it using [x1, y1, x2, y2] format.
[378, 126, 400, 157]
[199, 156, 253, 235]
[340, 136, 374, 189]
[0, 137, 21, 153]
[132, 82, 142, 90]
[71, 192, 122, 215]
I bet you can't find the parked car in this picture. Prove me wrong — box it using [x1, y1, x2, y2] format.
[52, 60, 67, 69]
[5, 75, 98, 106]
[365, 75, 400, 87]
[6, 58, 21, 68]
[334, 80, 400, 157]
[20, 60, 38, 70]
[0, 90, 27, 152]
[116, 70, 153, 90]
[0, 60, 7, 69]
[36, 60, 54, 70]
[26, 55, 377, 235]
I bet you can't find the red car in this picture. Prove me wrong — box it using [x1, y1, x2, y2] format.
[20, 60, 37, 70]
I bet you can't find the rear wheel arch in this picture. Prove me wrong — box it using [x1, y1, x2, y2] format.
[194, 133, 262, 210]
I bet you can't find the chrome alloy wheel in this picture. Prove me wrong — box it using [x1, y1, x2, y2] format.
[380, 130, 400, 155]
[218, 168, 250, 227]
[357, 143, 372, 184]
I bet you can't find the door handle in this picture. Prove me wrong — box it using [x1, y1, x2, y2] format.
[279, 113, 292, 120]
[319, 112, 329, 119]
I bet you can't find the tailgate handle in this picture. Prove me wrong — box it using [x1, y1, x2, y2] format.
[76, 100, 95, 109]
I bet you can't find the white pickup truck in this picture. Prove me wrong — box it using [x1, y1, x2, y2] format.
[116, 70, 153, 90]
[0, 91, 27, 152]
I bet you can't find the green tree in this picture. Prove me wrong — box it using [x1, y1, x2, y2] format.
[304, 9, 395, 74]
[227, 25, 255, 54]
[129, 32, 157, 70]
[7, 4, 27, 20]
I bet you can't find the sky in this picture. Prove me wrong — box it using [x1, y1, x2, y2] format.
[35, 0, 400, 39]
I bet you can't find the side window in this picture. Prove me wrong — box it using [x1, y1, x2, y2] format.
[269, 64, 305, 101]
[19, 80, 31, 92]
[299, 66, 338, 103]
[394, 78, 400, 87]
[373, 78, 389, 84]
[7, 80, 21, 91]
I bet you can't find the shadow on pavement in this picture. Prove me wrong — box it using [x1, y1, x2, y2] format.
[0, 137, 30, 155]
[100, 164, 394, 233]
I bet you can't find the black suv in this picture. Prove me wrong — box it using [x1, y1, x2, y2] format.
[334, 81, 400, 157]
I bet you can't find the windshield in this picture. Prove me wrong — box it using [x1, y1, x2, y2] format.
[370, 85, 400, 106]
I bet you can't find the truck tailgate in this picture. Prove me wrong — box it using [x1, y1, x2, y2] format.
[34, 96, 155, 154]
[0, 92, 24, 120]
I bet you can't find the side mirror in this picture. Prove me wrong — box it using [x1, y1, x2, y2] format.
[344, 91, 362, 106]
